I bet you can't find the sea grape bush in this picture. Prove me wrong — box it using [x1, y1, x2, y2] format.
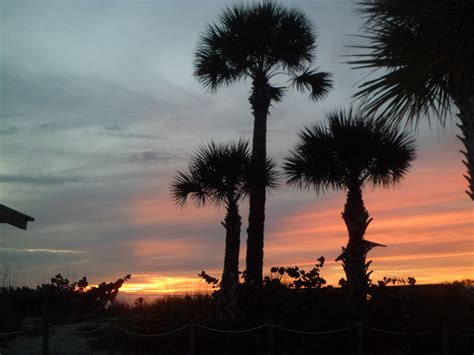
[198, 258, 327, 291]
[377, 276, 416, 287]
[198, 270, 219, 289]
[265, 257, 327, 289]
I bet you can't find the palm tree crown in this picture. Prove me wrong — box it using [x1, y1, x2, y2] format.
[195, 1, 332, 100]
[171, 140, 277, 207]
[284, 109, 416, 192]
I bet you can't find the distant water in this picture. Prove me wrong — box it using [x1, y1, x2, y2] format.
[117, 291, 211, 304]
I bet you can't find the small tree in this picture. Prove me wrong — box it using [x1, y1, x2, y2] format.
[284, 109, 415, 307]
[171, 140, 277, 320]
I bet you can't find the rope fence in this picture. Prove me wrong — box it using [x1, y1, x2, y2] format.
[446, 327, 474, 337]
[1, 320, 473, 355]
[362, 323, 433, 336]
[274, 323, 355, 335]
[0, 323, 44, 337]
[114, 323, 190, 338]
[195, 323, 267, 334]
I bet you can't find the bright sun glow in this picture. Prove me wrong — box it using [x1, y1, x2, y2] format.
[121, 275, 214, 294]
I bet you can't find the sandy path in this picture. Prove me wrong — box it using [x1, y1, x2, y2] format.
[0, 321, 107, 355]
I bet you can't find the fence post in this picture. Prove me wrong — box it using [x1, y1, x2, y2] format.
[268, 321, 274, 355]
[188, 321, 195, 355]
[42, 296, 49, 355]
[357, 322, 364, 355]
[107, 321, 115, 355]
[442, 326, 449, 355]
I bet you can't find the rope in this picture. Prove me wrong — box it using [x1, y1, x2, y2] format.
[0, 323, 44, 336]
[447, 328, 474, 337]
[195, 324, 267, 334]
[363, 324, 431, 336]
[274, 323, 356, 335]
[48, 323, 108, 334]
[113, 323, 190, 338]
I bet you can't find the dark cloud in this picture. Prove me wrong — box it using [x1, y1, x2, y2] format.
[35, 122, 60, 131]
[0, 113, 14, 119]
[104, 124, 122, 131]
[0, 126, 21, 136]
[129, 150, 179, 163]
[0, 174, 87, 185]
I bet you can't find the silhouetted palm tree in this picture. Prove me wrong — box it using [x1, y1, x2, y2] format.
[284, 109, 416, 306]
[349, 0, 474, 200]
[194, 1, 332, 283]
[171, 140, 277, 320]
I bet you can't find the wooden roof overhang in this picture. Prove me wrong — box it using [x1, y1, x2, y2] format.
[0, 204, 35, 230]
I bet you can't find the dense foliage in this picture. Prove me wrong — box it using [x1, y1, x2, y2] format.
[0, 273, 131, 322]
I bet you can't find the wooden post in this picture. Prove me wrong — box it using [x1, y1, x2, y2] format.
[107, 321, 115, 355]
[42, 296, 49, 355]
[188, 321, 195, 355]
[442, 326, 449, 355]
[357, 322, 364, 355]
[267, 321, 274, 355]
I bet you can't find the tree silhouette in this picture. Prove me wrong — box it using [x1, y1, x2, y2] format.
[284, 109, 416, 306]
[349, 0, 474, 200]
[194, 1, 332, 284]
[171, 140, 277, 320]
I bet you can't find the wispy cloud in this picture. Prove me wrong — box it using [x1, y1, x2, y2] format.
[129, 151, 179, 163]
[0, 126, 21, 136]
[104, 124, 122, 131]
[0, 247, 82, 254]
[0, 174, 87, 185]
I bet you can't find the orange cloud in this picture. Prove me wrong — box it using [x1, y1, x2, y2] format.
[128, 189, 221, 227]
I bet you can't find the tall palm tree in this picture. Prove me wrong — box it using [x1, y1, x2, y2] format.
[284, 109, 416, 306]
[349, 0, 474, 200]
[194, 1, 332, 284]
[171, 140, 277, 320]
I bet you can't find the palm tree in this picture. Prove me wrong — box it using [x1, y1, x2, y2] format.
[349, 0, 474, 200]
[284, 109, 416, 306]
[171, 140, 277, 320]
[194, 1, 332, 284]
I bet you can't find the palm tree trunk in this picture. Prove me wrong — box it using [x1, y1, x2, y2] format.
[245, 74, 271, 285]
[219, 199, 241, 321]
[340, 184, 372, 308]
[454, 94, 474, 200]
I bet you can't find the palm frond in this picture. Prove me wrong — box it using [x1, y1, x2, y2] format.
[367, 119, 416, 187]
[264, 157, 280, 191]
[290, 68, 333, 101]
[284, 121, 343, 193]
[171, 171, 206, 207]
[194, 25, 243, 92]
[171, 140, 259, 209]
[268, 85, 286, 104]
[350, 0, 474, 123]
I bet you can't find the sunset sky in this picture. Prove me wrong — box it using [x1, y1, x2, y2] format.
[1, 0, 472, 295]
